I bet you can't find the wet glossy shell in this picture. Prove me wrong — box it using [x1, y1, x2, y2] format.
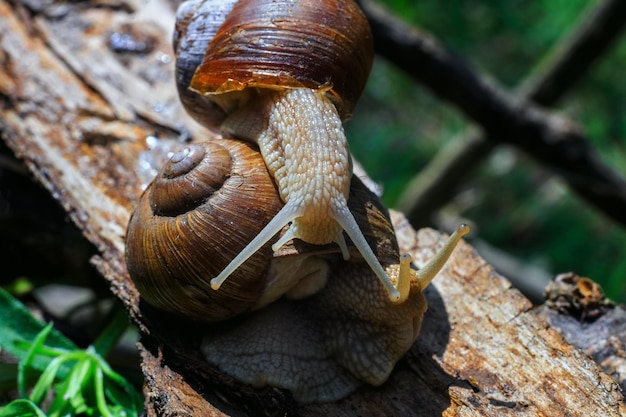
[125, 139, 283, 322]
[188, 0, 374, 120]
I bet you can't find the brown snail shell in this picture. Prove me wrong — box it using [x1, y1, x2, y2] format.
[173, 0, 374, 128]
[190, 0, 373, 119]
[125, 139, 284, 321]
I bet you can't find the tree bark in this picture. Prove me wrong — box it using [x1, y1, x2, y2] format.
[1, 1, 624, 416]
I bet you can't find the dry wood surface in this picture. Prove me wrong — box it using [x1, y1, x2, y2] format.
[1, 0, 625, 415]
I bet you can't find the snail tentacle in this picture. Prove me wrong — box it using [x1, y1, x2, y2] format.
[210, 201, 302, 290]
[414, 224, 471, 289]
[395, 253, 413, 304]
[333, 203, 402, 302]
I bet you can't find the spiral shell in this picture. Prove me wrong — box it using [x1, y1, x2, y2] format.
[125, 139, 284, 321]
[173, 0, 374, 127]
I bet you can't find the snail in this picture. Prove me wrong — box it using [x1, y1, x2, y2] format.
[172, 0, 407, 301]
[124, 0, 471, 403]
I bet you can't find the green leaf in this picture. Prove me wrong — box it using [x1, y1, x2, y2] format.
[28, 354, 65, 405]
[102, 370, 144, 415]
[46, 361, 93, 417]
[0, 290, 142, 416]
[65, 357, 94, 411]
[0, 399, 47, 417]
[2, 277, 34, 297]
[91, 348, 143, 416]
[0, 289, 76, 374]
[92, 306, 130, 357]
[18, 324, 54, 398]
[95, 366, 114, 417]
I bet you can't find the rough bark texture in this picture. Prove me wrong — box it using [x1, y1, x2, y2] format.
[536, 272, 626, 394]
[1, 0, 625, 416]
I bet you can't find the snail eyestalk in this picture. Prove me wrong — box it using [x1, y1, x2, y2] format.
[396, 253, 413, 304]
[415, 224, 470, 290]
[333, 204, 401, 302]
[210, 202, 302, 291]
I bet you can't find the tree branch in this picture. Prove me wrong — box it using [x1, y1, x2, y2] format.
[358, 0, 626, 228]
[519, 0, 626, 105]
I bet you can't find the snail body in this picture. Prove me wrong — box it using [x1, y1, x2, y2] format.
[201, 226, 470, 403]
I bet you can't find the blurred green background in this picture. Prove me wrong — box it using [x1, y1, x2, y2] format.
[345, 0, 626, 302]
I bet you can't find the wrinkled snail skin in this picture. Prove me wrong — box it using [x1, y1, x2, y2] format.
[214, 88, 403, 300]
[124, 0, 472, 405]
[202, 225, 471, 403]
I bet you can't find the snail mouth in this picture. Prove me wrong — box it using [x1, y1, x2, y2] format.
[278, 217, 345, 247]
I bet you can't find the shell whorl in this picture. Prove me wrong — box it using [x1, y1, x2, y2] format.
[148, 144, 230, 216]
[125, 139, 284, 321]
